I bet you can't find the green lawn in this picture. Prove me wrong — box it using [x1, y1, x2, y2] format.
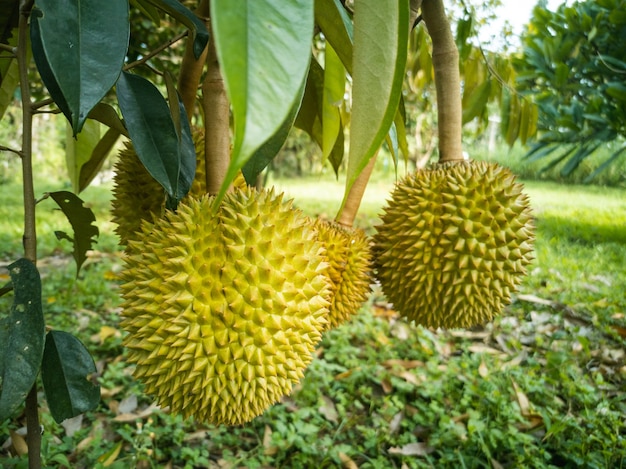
[1, 176, 625, 468]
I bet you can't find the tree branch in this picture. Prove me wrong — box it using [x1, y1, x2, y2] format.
[123, 31, 187, 72]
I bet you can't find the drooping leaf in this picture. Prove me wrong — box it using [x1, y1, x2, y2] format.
[66, 120, 100, 193]
[322, 42, 345, 166]
[210, 0, 314, 204]
[116, 71, 194, 207]
[315, 0, 354, 73]
[142, 0, 209, 58]
[30, 0, 129, 134]
[130, 0, 161, 24]
[343, 0, 409, 208]
[87, 102, 129, 138]
[79, 127, 121, 192]
[0, 259, 45, 421]
[48, 191, 99, 276]
[41, 331, 100, 423]
[242, 77, 306, 184]
[462, 79, 491, 125]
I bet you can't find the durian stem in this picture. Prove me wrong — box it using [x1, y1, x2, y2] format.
[18, 1, 42, 467]
[335, 151, 378, 228]
[421, 0, 464, 163]
[202, 18, 231, 196]
[177, 0, 210, 119]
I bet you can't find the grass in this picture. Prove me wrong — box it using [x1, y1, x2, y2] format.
[1, 175, 625, 468]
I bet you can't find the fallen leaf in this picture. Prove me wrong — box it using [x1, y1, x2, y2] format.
[118, 394, 138, 414]
[382, 359, 424, 370]
[183, 431, 209, 442]
[263, 424, 279, 456]
[468, 344, 506, 357]
[339, 452, 359, 469]
[100, 385, 124, 399]
[517, 294, 554, 306]
[389, 411, 403, 434]
[9, 430, 28, 456]
[381, 376, 393, 394]
[98, 441, 122, 466]
[478, 360, 489, 378]
[389, 442, 434, 456]
[61, 414, 83, 437]
[319, 395, 339, 423]
[510, 378, 531, 416]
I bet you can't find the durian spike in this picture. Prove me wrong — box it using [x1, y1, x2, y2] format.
[421, 0, 463, 163]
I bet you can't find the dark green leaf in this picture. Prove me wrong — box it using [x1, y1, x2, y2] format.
[49, 191, 99, 276]
[143, 0, 209, 58]
[0, 26, 19, 121]
[0, 259, 45, 421]
[41, 331, 100, 423]
[210, 0, 314, 205]
[116, 71, 192, 206]
[30, 0, 129, 134]
[322, 42, 345, 166]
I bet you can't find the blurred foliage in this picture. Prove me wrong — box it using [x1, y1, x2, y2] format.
[515, 0, 626, 180]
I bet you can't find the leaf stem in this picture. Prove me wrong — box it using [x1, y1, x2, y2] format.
[421, 0, 463, 163]
[202, 18, 230, 196]
[18, 0, 41, 467]
[335, 152, 378, 228]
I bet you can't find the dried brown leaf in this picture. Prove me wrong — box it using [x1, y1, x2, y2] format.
[319, 395, 339, 423]
[339, 452, 359, 469]
[389, 442, 434, 456]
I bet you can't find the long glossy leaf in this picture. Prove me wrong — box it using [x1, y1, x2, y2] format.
[143, 0, 209, 58]
[66, 120, 100, 193]
[116, 71, 189, 205]
[0, 259, 45, 421]
[344, 0, 409, 207]
[210, 0, 314, 205]
[49, 191, 99, 276]
[30, 0, 129, 134]
[87, 103, 129, 138]
[243, 78, 306, 184]
[315, 0, 353, 74]
[322, 42, 345, 165]
[41, 331, 100, 423]
[584, 144, 626, 182]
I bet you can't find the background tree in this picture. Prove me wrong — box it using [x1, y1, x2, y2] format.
[515, 0, 626, 180]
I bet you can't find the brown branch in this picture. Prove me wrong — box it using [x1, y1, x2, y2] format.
[201, 19, 230, 196]
[123, 31, 187, 72]
[18, 0, 41, 467]
[177, 0, 210, 119]
[0, 144, 22, 156]
[421, 0, 464, 163]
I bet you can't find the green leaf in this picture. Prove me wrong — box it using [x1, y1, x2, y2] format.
[0, 259, 45, 421]
[242, 79, 306, 185]
[322, 42, 345, 166]
[66, 119, 100, 193]
[41, 331, 100, 423]
[343, 0, 409, 208]
[30, 0, 129, 134]
[87, 102, 129, 138]
[315, 0, 354, 73]
[142, 0, 209, 58]
[462, 79, 491, 125]
[48, 191, 99, 276]
[79, 127, 121, 192]
[116, 71, 193, 207]
[210, 0, 314, 205]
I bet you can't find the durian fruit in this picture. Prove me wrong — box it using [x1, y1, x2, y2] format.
[111, 131, 208, 245]
[313, 219, 372, 330]
[373, 160, 534, 329]
[120, 187, 331, 426]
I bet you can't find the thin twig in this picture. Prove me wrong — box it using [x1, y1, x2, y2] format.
[123, 30, 188, 71]
[0, 43, 16, 54]
[0, 144, 22, 156]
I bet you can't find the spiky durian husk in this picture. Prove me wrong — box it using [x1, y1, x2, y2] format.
[373, 161, 534, 329]
[111, 131, 207, 245]
[120, 188, 331, 426]
[314, 219, 372, 330]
